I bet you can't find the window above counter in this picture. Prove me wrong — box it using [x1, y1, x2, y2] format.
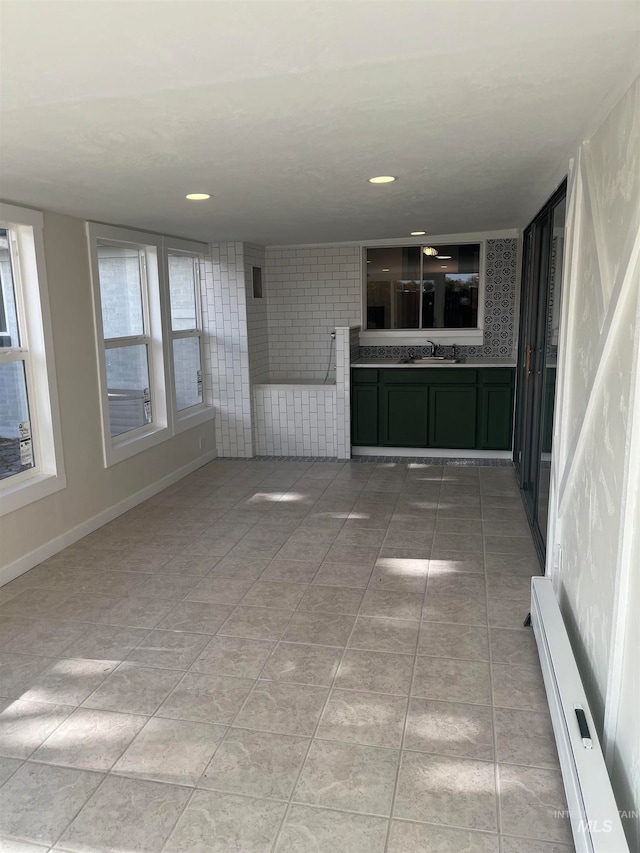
[366, 242, 480, 332]
[359, 231, 519, 348]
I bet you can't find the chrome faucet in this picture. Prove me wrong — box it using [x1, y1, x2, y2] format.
[427, 340, 436, 357]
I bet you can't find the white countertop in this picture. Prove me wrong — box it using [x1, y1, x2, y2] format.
[351, 358, 517, 368]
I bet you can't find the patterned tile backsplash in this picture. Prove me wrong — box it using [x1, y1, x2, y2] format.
[360, 238, 519, 360]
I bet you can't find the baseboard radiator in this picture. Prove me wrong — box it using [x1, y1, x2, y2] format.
[531, 578, 628, 853]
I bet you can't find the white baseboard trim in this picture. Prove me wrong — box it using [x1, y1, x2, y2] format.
[351, 446, 512, 460]
[1, 450, 218, 588]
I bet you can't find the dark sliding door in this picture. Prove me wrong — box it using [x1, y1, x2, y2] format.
[514, 181, 566, 565]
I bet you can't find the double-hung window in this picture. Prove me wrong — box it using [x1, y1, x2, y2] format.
[88, 225, 212, 465]
[164, 237, 210, 431]
[0, 202, 65, 515]
[87, 224, 168, 466]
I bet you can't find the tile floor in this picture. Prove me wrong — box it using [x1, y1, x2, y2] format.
[0, 459, 575, 852]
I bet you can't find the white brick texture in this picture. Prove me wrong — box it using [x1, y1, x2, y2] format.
[265, 245, 361, 382]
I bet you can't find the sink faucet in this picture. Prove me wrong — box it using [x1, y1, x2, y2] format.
[427, 340, 437, 357]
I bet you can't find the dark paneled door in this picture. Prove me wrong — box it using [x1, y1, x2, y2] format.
[514, 182, 567, 565]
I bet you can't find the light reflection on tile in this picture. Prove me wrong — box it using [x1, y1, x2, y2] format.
[0, 460, 557, 851]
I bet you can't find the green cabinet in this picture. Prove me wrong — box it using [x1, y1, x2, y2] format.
[429, 386, 478, 448]
[479, 386, 514, 449]
[352, 386, 379, 446]
[351, 366, 515, 450]
[381, 386, 429, 447]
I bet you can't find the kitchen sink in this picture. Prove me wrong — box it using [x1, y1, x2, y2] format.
[398, 357, 461, 364]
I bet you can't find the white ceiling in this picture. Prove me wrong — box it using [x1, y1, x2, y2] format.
[1, 1, 639, 245]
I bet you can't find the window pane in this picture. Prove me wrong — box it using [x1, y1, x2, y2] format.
[97, 243, 144, 339]
[173, 336, 202, 410]
[105, 344, 151, 437]
[0, 229, 21, 348]
[0, 361, 34, 480]
[422, 244, 480, 329]
[366, 247, 420, 329]
[168, 254, 198, 331]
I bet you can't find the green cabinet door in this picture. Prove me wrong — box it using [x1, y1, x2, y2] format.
[351, 386, 379, 446]
[428, 386, 478, 448]
[381, 386, 429, 447]
[479, 385, 514, 450]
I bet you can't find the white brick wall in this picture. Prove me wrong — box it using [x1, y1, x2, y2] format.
[252, 384, 337, 457]
[266, 245, 361, 381]
[251, 326, 353, 459]
[335, 327, 351, 458]
[203, 242, 253, 458]
[244, 244, 269, 384]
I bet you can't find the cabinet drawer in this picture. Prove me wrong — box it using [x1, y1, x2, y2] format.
[381, 368, 477, 385]
[482, 368, 515, 385]
[351, 368, 378, 385]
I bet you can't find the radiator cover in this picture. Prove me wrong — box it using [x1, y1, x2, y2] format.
[531, 577, 628, 853]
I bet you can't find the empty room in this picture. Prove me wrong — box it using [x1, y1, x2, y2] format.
[0, 2, 639, 852]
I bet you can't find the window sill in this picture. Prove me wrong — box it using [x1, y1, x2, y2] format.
[0, 469, 67, 517]
[173, 405, 215, 435]
[360, 329, 484, 346]
[104, 424, 171, 468]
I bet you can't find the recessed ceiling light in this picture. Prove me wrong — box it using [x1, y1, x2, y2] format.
[185, 193, 211, 200]
[368, 176, 396, 184]
[382, 268, 390, 272]
[436, 255, 451, 259]
[410, 231, 426, 236]
[441, 265, 448, 268]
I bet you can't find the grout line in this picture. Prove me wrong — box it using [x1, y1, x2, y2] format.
[2, 461, 549, 852]
[267, 490, 407, 852]
[381, 468, 443, 853]
[484, 472, 512, 843]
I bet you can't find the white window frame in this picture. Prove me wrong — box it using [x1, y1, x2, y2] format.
[357, 229, 519, 346]
[87, 223, 169, 468]
[162, 236, 213, 434]
[0, 202, 66, 516]
[361, 239, 485, 346]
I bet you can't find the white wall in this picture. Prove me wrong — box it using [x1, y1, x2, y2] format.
[206, 242, 253, 458]
[244, 243, 269, 384]
[548, 77, 640, 848]
[252, 384, 337, 457]
[266, 244, 361, 381]
[0, 211, 216, 581]
[264, 237, 520, 381]
[251, 327, 353, 459]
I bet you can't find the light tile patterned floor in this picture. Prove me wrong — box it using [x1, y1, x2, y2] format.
[0, 459, 575, 852]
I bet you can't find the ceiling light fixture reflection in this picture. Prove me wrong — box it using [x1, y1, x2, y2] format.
[436, 255, 452, 259]
[185, 193, 211, 200]
[382, 268, 390, 272]
[423, 247, 438, 256]
[410, 231, 426, 236]
[368, 176, 396, 184]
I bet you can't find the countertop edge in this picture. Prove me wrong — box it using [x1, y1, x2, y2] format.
[351, 360, 517, 369]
